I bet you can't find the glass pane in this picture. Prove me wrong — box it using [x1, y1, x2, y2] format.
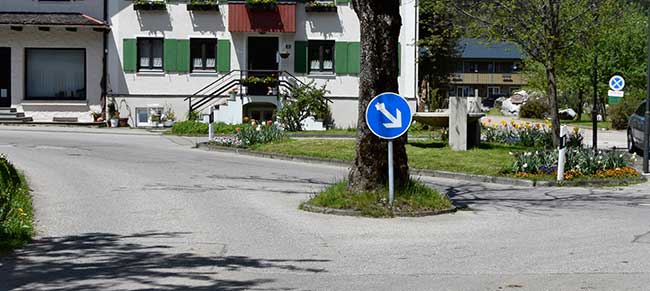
[137, 108, 149, 124]
[308, 44, 321, 71]
[139, 40, 151, 67]
[310, 60, 320, 70]
[206, 58, 216, 68]
[152, 39, 163, 68]
[26, 49, 85, 99]
[323, 45, 333, 70]
[193, 58, 203, 69]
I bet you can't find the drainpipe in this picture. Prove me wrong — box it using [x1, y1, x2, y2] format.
[102, 0, 109, 125]
[414, 0, 419, 112]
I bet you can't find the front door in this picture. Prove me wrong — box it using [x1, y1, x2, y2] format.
[0, 48, 10, 108]
[247, 37, 278, 95]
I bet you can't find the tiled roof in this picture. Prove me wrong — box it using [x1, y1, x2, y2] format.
[0, 12, 108, 28]
[459, 38, 523, 60]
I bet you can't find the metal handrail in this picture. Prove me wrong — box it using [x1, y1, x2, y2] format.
[184, 70, 240, 101]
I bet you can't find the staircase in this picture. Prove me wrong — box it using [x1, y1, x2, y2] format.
[185, 70, 306, 114]
[0, 108, 32, 123]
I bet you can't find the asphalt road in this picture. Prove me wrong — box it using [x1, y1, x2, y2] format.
[1, 127, 650, 290]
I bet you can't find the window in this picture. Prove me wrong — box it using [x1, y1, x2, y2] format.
[636, 104, 646, 116]
[136, 107, 163, 127]
[138, 38, 163, 71]
[308, 40, 334, 74]
[191, 38, 217, 72]
[26, 48, 85, 100]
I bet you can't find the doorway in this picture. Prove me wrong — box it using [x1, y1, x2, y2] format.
[0, 48, 10, 108]
[247, 37, 278, 95]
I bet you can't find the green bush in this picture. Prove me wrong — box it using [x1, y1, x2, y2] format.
[520, 97, 550, 119]
[0, 155, 33, 252]
[609, 98, 642, 130]
[276, 82, 331, 132]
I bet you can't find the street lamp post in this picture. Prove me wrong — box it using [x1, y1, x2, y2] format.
[592, 51, 598, 154]
[643, 5, 650, 174]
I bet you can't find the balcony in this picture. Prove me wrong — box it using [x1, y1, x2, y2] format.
[449, 73, 526, 86]
[228, 1, 296, 33]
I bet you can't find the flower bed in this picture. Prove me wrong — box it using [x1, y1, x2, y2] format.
[211, 120, 286, 148]
[506, 148, 640, 181]
[0, 155, 33, 253]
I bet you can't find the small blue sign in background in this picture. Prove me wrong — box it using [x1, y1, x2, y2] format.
[609, 75, 625, 91]
[366, 92, 413, 140]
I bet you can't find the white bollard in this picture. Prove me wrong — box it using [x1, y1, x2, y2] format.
[208, 107, 215, 141]
[557, 125, 568, 181]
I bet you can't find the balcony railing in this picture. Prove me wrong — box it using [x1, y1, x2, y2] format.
[449, 73, 526, 85]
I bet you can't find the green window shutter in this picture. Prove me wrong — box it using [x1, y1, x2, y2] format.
[176, 39, 190, 73]
[335, 42, 349, 75]
[335, 0, 350, 4]
[347, 42, 360, 74]
[163, 39, 178, 72]
[123, 39, 137, 73]
[294, 41, 308, 74]
[217, 39, 231, 73]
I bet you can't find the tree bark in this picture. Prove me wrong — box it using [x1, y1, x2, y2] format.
[546, 60, 561, 147]
[348, 0, 408, 192]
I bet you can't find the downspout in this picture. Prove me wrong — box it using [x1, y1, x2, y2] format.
[102, 0, 109, 125]
[414, 0, 419, 112]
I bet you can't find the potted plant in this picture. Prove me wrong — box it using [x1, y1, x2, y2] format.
[162, 106, 176, 127]
[133, 0, 167, 11]
[246, 0, 277, 10]
[228, 88, 239, 102]
[108, 102, 119, 128]
[305, 1, 337, 12]
[187, 0, 220, 11]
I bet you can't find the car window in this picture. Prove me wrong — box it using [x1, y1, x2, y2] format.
[637, 103, 646, 116]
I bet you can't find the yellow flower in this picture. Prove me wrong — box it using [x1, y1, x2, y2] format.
[500, 120, 507, 126]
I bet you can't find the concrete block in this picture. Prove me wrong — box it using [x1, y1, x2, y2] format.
[449, 97, 468, 151]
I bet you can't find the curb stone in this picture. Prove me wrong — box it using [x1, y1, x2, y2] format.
[196, 142, 647, 188]
[301, 203, 458, 218]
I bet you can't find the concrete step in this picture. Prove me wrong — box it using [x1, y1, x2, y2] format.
[0, 107, 17, 113]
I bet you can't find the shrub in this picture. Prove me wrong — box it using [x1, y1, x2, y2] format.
[520, 97, 550, 119]
[609, 98, 642, 130]
[276, 82, 331, 132]
[236, 122, 286, 147]
[170, 121, 209, 135]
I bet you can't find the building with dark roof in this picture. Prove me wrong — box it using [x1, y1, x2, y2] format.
[449, 38, 527, 104]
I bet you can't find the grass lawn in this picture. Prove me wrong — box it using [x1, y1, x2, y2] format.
[305, 180, 453, 218]
[254, 139, 522, 176]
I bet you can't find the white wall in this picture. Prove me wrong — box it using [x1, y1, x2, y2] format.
[0, 0, 104, 19]
[0, 27, 104, 122]
[107, 0, 417, 128]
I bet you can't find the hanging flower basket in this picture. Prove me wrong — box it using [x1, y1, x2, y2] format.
[305, 2, 337, 12]
[187, 1, 220, 11]
[246, 0, 278, 10]
[133, 0, 167, 11]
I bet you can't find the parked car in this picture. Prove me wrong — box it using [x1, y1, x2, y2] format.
[628, 101, 647, 153]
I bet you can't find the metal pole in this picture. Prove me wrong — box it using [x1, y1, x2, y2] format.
[557, 125, 567, 181]
[643, 6, 650, 174]
[592, 52, 598, 154]
[208, 107, 215, 141]
[388, 140, 394, 206]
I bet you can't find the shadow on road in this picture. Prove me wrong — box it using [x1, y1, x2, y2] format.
[0, 231, 328, 290]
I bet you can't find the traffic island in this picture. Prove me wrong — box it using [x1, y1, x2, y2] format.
[300, 181, 457, 218]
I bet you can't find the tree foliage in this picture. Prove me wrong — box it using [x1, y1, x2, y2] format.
[418, 0, 462, 111]
[456, 0, 619, 146]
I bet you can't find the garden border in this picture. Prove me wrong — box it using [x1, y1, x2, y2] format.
[300, 203, 458, 218]
[196, 142, 647, 188]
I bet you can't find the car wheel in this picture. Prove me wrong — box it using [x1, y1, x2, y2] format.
[628, 129, 637, 153]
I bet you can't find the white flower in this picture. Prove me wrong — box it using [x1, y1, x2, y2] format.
[256, 125, 262, 132]
[523, 163, 528, 168]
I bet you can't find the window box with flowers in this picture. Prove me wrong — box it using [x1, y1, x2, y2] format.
[246, 0, 278, 10]
[187, 0, 221, 11]
[241, 75, 279, 87]
[305, 1, 337, 12]
[133, 0, 167, 11]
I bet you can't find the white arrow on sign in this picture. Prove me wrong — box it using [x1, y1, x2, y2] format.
[375, 102, 402, 128]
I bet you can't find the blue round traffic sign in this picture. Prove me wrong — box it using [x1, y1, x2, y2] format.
[609, 75, 625, 91]
[365, 92, 413, 140]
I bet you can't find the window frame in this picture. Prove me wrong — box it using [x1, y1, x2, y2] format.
[307, 40, 335, 75]
[24, 48, 86, 101]
[190, 38, 218, 72]
[137, 37, 164, 72]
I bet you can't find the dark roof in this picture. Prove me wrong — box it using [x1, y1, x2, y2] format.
[0, 12, 108, 28]
[459, 38, 523, 60]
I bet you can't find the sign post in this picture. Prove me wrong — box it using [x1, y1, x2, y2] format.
[608, 75, 625, 105]
[365, 93, 413, 205]
[208, 107, 215, 141]
[557, 125, 568, 182]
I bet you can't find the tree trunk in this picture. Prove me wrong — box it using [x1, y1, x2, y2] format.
[576, 88, 584, 121]
[546, 61, 561, 147]
[348, 0, 408, 193]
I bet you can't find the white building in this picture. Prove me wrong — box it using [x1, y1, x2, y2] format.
[1, 0, 417, 129]
[0, 0, 108, 123]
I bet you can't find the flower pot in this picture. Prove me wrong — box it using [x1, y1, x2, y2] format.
[119, 118, 129, 127]
[110, 118, 119, 128]
[163, 120, 175, 127]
